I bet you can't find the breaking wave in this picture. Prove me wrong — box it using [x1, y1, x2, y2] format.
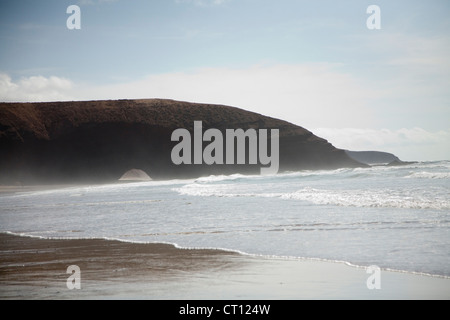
[174, 161, 450, 210]
[175, 184, 449, 210]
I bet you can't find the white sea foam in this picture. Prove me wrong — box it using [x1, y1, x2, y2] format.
[281, 187, 450, 210]
[194, 174, 254, 183]
[7, 179, 194, 198]
[2, 161, 449, 277]
[175, 183, 450, 210]
[174, 184, 282, 199]
[405, 171, 450, 179]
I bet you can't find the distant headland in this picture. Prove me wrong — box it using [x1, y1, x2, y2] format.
[0, 99, 366, 184]
[345, 150, 416, 166]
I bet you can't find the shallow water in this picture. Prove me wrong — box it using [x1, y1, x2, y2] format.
[1, 161, 449, 277]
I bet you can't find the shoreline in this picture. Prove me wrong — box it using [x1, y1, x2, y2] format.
[6, 231, 449, 280]
[0, 184, 88, 195]
[1, 233, 449, 300]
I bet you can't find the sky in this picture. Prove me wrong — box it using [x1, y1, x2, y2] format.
[0, 0, 449, 161]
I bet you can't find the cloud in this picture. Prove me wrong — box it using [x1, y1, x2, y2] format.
[356, 32, 450, 94]
[337, 32, 450, 129]
[0, 63, 378, 127]
[313, 127, 450, 161]
[1, 66, 448, 161]
[0, 73, 74, 102]
[72, 63, 375, 129]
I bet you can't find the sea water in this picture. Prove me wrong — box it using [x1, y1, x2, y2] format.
[1, 161, 449, 277]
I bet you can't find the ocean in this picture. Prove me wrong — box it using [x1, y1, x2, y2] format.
[1, 161, 449, 278]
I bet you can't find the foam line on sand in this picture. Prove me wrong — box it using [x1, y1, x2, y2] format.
[0, 233, 449, 300]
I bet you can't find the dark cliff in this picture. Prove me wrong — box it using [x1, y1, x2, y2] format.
[345, 150, 401, 165]
[0, 99, 364, 184]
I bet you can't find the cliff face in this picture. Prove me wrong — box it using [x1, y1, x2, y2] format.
[345, 150, 401, 165]
[0, 99, 364, 184]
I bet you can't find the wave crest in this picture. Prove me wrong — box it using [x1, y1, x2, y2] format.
[282, 187, 449, 210]
[174, 183, 450, 210]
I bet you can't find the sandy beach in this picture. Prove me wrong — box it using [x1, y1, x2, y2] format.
[0, 233, 449, 300]
[0, 185, 84, 195]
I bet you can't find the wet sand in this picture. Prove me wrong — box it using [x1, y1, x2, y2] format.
[0, 186, 45, 195]
[0, 233, 449, 300]
[0, 185, 83, 195]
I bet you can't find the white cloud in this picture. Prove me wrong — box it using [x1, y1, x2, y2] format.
[357, 33, 450, 101]
[1, 63, 448, 161]
[313, 127, 450, 161]
[73, 63, 375, 129]
[0, 73, 74, 102]
[0, 63, 381, 130]
[385, 34, 450, 73]
[2, 65, 372, 126]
